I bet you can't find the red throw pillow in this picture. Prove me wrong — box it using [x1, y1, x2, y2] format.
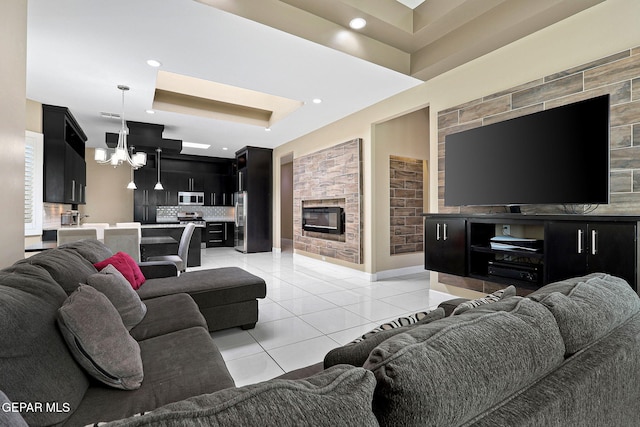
[116, 251, 146, 289]
[94, 252, 145, 290]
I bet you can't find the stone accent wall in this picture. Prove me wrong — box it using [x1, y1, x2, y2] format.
[436, 44, 640, 293]
[293, 139, 362, 264]
[438, 45, 640, 215]
[390, 155, 424, 255]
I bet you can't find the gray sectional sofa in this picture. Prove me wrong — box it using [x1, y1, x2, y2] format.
[0, 240, 265, 426]
[2, 239, 640, 426]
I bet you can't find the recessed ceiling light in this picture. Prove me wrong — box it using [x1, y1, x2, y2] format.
[312, 98, 322, 104]
[222, 147, 228, 151]
[265, 127, 271, 132]
[349, 18, 367, 30]
[146, 59, 162, 67]
[145, 109, 155, 114]
[182, 141, 211, 150]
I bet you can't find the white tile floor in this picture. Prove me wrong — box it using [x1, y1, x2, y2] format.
[194, 245, 458, 387]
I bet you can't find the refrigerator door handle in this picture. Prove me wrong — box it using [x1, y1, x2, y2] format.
[234, 197, 239, 227]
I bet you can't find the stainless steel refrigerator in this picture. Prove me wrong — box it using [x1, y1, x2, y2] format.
[234, 191, 247, 252]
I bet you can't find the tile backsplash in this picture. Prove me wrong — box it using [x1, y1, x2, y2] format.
[156, 205, 235, 221]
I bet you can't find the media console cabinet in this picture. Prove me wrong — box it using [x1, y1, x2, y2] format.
[422, 214, 640, 293]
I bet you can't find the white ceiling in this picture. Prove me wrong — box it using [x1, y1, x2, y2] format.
[395, 0, 426, 9]
[26, 0, 422, 158]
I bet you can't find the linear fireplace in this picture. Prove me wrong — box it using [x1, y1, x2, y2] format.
[302, 207, 345, 235]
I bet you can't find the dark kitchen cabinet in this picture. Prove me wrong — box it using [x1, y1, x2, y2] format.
[134, 153, 235, 222]
[424, 218, 466, 276]
[133, 168, 157, 223]
[546, 221, 637, 287]
[43, 105, 87, 204]
[205, 222, 234, 247]
[235, 146, 272, 253]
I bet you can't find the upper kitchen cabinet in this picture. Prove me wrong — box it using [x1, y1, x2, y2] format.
[42, 105, 87, 204]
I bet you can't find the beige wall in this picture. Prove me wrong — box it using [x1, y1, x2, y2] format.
[280, 161, 294, 240]
[273, 0, 640, 276]
[1, 0, 27, 267]
[82, 148, 135, 224]
[26, 99, 43, 133]
[373, 109, 429, 272]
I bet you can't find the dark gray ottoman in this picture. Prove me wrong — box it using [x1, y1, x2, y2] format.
[136, 267, 267, 332]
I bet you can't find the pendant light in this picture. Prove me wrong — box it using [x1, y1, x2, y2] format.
[154, 148, 164, 190]
[94, 85, 147, 169]
[126, 166, 137, 190]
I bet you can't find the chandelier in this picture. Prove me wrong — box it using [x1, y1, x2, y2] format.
[94, 85, 147, 170]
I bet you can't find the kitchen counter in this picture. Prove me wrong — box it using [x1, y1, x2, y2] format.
[142, 223, 205, 228]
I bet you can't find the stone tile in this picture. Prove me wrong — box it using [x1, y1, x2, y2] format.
[610, 146, 640, 169]
[584, 53, 640, 90]
[545, 50, 629, 82]
[611, 100, 640, 127]
[610, 171, 632, 193]
[634, 124, 640, 146]
[611, 125, 632, 149]
[544, 81, 631, 109]
[439, 96, 482, 115]
[633, 170, 640, 192]
[459, 95, 511, 124]
[483, 104, 543, 126]
[512, 73, 583, 109]
[633, 78, 640, 101]
[438, 109, 458, 129]
[487, 78, 544, 100]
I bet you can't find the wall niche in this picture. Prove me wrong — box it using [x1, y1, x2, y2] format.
[389, 155, 424, 255]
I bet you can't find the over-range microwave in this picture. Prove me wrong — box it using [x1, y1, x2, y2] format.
[178, 191, 205, 206]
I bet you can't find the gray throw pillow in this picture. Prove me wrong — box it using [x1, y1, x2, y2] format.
[324, 308, 445, 369]
[97, 365, 379, 427]
[57, 285, 144, 390]
[87, 265, 147, 330]
[451, 285, 516, 315]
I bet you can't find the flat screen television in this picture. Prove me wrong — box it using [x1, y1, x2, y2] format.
[444, 94, 610, 208]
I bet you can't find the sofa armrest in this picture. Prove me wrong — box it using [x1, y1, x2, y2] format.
[438, 297, 471, 316]
[138, 261, 178, 279]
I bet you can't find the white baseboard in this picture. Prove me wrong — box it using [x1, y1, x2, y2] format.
[292, 252, 428, 282]
[372, 265, 428, 281]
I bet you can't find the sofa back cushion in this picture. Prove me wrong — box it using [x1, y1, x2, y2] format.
[0, 263, 89, 426]
[58, 238, 114, 264]
[15, 247, 98, 294]
[99, 365, 379, 427]
[363, 297, 565, 427]
[528, 273, 640, 355]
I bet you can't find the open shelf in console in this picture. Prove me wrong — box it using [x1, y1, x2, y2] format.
[468, 219, 545, 288]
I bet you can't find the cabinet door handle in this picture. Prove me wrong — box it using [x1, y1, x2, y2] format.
[577, 229, 584, 254]
[71, 180, 76, 202]
[591, 229, 598, 255]
[223, 193, 226, 205]
[443, 223, 448, 241]
[436, 223, 441, 241]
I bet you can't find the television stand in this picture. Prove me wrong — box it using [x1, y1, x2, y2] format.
[508, 205, 521, 214]
[422, 213, 640, 294]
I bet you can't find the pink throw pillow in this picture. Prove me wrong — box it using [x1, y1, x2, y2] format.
[94, 252, 145, 290]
